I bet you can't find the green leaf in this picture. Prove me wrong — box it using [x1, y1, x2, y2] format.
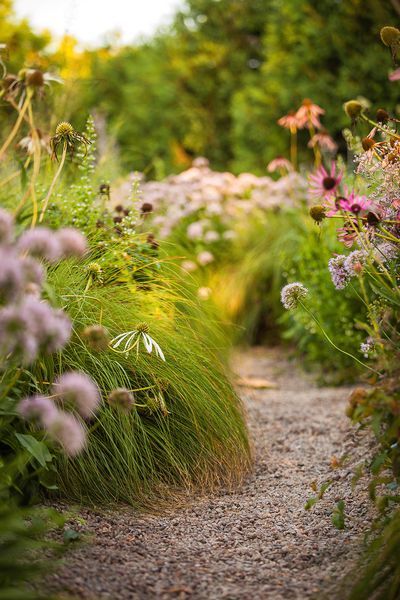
[332, 500, 345, 530]
[63, 528, 81, 543]
[305, 497, 318, 510]
[15, 433, 52, 468]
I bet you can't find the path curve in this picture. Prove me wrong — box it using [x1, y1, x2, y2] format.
[48, 347, 373, 600]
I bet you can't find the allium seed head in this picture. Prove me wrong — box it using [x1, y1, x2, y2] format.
[280, 282, 309, 310]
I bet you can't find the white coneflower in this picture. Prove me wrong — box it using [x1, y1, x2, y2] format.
[110, 322, 165, 361]
[280, 282, 309, 310]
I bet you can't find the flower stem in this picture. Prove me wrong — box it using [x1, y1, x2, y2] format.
[0, 91, 32, 161]
[39, 142, 67, 223]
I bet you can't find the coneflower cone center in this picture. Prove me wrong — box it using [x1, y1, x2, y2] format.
[323, 176, 336, 190]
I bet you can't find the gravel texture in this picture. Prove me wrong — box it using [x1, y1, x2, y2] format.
[46, 347, 374, 600]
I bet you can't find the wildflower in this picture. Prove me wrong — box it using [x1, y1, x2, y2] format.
[309, 205, 326, 223]
[17, 129, 50, 155]
[360, 336, 375, 358]
[0, 249, 24, 302]
[50, 121, 90, 160]
[389, 67, 400, 82]
[107, 388, 135, 412]
[110, 322, 165, 362]
[17, 227, 61, 263]
[46, 411, 87, 457]
[344, 100, 363, 121]
[82, 324, 109, 351]
[198, 286, 212, 300]
[338, 190, 372, 216]
[53, 372, 100, 419]
[344, 250, 366, 276]
[267, 157, 293, 174]
[280, 282, 309, 310]
[24, 297, 72, 354]
[295, 99, 325, 129]
[308, 131, 337, 153]
[277, 111, 303, 131]
[56, 228, 88, 258]
[0, 302, 39, 363]
[187, 221, 204, 240]
[85, 262, 103, 283]
[0, 208, 14, 245]
[328, 255, 350, 289]
[18, 395, 58, 426]
[20, 256, 45, 290]
[181, 260, 197, 273]
[309, 163, 343, 199]
[197, 251, 214, 266]
[204, 230, 220, 243]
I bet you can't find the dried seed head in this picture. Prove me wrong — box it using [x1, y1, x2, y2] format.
[309, 205, 326, 223]
[55, 122, 74, 136]
[344, 100, 363, 120]
[85, 262, 103, 279]
[380, 26, 400, 47]
[82, 324, 109, 351]
[361, 137, 376, 151]
[136, 322, 150, 334]
[376, 108, 389, 124]
[141, 202, 153, 214]
[26, 69, 44, 87]
[107, 388, 135, 411]
[2, 73, 17, 90]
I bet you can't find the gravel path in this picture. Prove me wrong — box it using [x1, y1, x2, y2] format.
[47, 347, 373, 600]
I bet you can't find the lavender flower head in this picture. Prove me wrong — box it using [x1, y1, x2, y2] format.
[281, 282, 309, 310]
[0, 249, 24, 302]
[360, 336, 374, 358]
[56, 228, 88, 258]
[53, 372, 100, 418]
[21, 296, 72, 354]
[328, 255, 350, 290]
[17, 227, 61, 263]
[46, 411, 87, 456]
[18, 394, 58, 426]
[344, 250, 366, 276]
[0, 303, 39, 363]
[0, 208, 15, 245]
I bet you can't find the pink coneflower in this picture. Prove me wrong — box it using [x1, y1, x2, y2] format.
[46, 411, 87, 457]
[338, 190, 372, 216]
[53, 371, 100, 419]
[17, 228, 61, 263]
[18, 394, 58, 426]
[295, 99, 325, 129]
[308, 131, 337, 153]
[56, 228, 88, 258]
[309, 163, 343, 199]
[337, 224, 358, 248]
[277, 111, 303, 131]
[267, 157, 294, 174]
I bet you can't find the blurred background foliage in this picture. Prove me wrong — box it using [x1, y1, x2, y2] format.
[1, 0, 400, 176]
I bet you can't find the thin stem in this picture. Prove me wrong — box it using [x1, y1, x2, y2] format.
[361, 114, 400, 141]
[39, 142, 67, 223]
[299, 301, 381, 375]
[27, 102, 41, 228]
[0, 91, 32, 161]
[308, 121, 321, 167]
[290, 126, 298, 170]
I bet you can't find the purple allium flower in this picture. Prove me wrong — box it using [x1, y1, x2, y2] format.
[328, 255, 350, 290]
[18, 394, 58, 426]
[53, 372, 100, 418]
[46, 411, 87, 456]
[0, 303, 38, 363]
[20, 256, 45, 288]
[56, 228, 88, 258]
[23, 296, 72, 353]
[280, 282, 309, 309]
[17, 227, 61, 263]
[0, 208, 15, 246]
[0, 249, 24, 302]
[344, 250, 366, 276]
[107, 388, 135, 412]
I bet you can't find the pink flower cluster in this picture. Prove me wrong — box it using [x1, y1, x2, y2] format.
[19, 372, 100, 456]
[0, 209, 87, 365]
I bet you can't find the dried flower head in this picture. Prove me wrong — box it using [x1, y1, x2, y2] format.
[107, 388, 135, 412]
[344, 100, 363, 121]
[281, 282, 309, 310]
[82, 324, 109, 351]
[376, 108, 389, 124]
[136, 322, 150, 334]
[50, 121, 90, 160]
[309, 205, 326, 223]
[380, 26, 400, 48]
